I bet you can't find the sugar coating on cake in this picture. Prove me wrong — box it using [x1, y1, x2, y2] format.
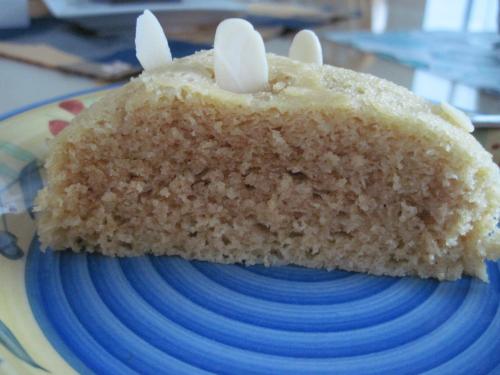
[35, 50, 500, 280]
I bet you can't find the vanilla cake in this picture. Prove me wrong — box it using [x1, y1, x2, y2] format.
[35, 50, 500, 280]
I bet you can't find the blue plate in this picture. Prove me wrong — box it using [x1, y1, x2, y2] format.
[0, 88, 499, 375]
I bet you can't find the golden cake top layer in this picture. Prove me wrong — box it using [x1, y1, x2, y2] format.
[132, 50, 493, 168]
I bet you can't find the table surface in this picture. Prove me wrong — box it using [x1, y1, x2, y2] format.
[1, 0, 499, 116]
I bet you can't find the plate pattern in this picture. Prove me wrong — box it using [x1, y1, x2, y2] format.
[0, 89, 499, 375]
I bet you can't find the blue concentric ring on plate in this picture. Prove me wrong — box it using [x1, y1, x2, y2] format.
[25, 236, 500, 375]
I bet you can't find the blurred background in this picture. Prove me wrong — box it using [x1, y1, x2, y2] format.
[0, 0, 499, 126]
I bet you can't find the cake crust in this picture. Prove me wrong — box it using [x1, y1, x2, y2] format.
[35, 51, 500, 280]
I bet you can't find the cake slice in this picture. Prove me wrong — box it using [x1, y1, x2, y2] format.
[35, 48, 500, 280]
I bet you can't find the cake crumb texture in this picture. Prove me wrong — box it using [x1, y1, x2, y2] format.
[35, 51, 500, 280]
